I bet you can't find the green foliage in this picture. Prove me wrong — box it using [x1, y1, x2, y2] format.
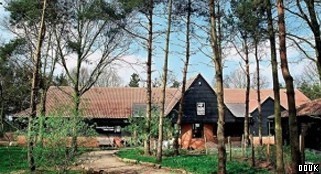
[53, 73, 69, 86]
[0, 147, 28, 173]
[305, 150, 321, 163]
[16, 104, 97, 173]
[117, 148, 271, 174]
[6, 0, 42, 25]
[5, 0, 66, 26]
[128, 73, 140, 87]
[228, 0, 266, 43]
[0, 39, 31, 117]
[0, 147, 87, 173]
[123, 107, 173, 146]
[34, 115, 96, 172]
[170, 80, 180, 88]
[298, 82, 321, 100]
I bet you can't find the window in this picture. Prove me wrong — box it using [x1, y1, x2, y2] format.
[192, 123, 203, 138]
[196, 102, 205, 115]
[268, 121, 275, 135]
[115, 126, 121, 133]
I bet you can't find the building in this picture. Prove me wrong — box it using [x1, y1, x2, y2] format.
[14, 74, 310, 149]
[224, 88, 310, 136]
[270, 98, 321, 150]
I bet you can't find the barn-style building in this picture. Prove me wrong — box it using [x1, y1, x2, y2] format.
[269, 99, 321, 150]
[15, 74, 310, 149]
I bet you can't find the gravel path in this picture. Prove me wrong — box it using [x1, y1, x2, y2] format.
[75, 150, 181, 174]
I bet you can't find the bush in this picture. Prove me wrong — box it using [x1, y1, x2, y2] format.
[122, 107, 173, 147]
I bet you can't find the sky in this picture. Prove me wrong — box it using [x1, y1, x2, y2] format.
[0, 2, 316, 89]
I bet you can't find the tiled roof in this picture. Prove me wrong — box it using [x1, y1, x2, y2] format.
[15, 74, 311, 119]
[281, 98, 321, 118]
[223, 89, 310, 117]
[17, 86, 178, 119]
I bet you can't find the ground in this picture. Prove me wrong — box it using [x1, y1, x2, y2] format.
[74, 150, 181, 174]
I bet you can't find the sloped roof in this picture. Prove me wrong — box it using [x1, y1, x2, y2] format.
[15, 74, 311, 120]
[17, 86, 178, 119]
[164, 74, 200, 115]
[223, 89, 310, 117]
[280, 98, 321, 118]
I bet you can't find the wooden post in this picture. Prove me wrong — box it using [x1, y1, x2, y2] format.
[228, 136, 231, 161]
[204, 133, 208, 155]
[250, 135, 255, 167]
[267, 135, 270, 162]
[241, 134, 244, 157]
[300, 123, 307, 165]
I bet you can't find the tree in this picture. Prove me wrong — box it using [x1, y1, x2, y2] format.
[157, 0, 173, 162]
[172, 0, 193, 156]
[229, 0, 259, 146]
[53, 0, 132, 156]
[117, 0, 161, 155]
[53, 73, 69, 86]
[142, 0, 154, 156]
[249, 2, 266, 146]
[26, 0, 47, 171]
[0, 38, 31, 136]
[224, 68, 247, 88]
[285, 0, 321, 84]
[224, 67, 269, 89]
[170, 80, 180, 88]
[129, 73, 140, 87]
[295, 63, 321, 99]
[298, 82, 321, 100]
[209, 0, 226, 173]
[277, 0, 301, 172]
[94, 66, 123, 87]
[265, 0, 284, 172]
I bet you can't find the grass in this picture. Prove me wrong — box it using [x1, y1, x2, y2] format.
[117, 148, 271, 174]
[0, 146, 90, 174]
[0, 146, 28, 173]
[304, 150, 321, 163]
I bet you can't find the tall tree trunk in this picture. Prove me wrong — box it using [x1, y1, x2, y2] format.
[70, 51, 82, 157]
[71, 91, 80, 158]
[277, 0, 301, 173]
[38, 33, 55, 145]
[144, 0, 153, 156]
[37, 89, 47, 146]
[266, 0, 284, 172]
[255, 42, 263, 145]
[0, 82, 4, 137]
[209, 0, 226, 173]
[28, 0, 47, 172]
[174, 0, 191, 157]
[157, 0, 172, 162]
[244, 38, 250, 148]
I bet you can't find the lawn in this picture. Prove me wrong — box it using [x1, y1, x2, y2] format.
[0, 146, 89, 174]
[116, 148, 271, 174]
[302, 149, 321, 163]
[0, 147, 28, 173]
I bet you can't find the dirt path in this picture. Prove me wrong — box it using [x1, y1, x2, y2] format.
[75, 150, 181, 174]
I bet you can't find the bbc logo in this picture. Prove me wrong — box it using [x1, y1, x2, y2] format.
[298, 164, 320, 173]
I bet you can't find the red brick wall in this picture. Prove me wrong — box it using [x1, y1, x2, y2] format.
[252, 136, 275, 145]
[17, 136, 99, 148]
[181, 124, 192, 149]
[204, 124, 214, 142]
[181, 123, 215, 149]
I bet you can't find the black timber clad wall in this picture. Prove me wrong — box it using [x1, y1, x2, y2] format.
[171, 76, 236, 124]
[250, 98, 285, 136]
